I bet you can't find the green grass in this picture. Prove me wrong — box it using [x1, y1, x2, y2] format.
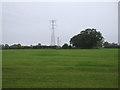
[2, 49, 118, 88]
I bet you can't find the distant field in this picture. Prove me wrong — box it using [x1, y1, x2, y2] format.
[2, 49, 118, 88]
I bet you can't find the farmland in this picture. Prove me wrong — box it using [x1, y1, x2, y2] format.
[2, 49, 118, 88]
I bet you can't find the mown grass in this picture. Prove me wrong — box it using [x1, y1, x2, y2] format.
[2, 49, 118, 88]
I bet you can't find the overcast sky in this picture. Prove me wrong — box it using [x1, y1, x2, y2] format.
[2, 2, 118, 46]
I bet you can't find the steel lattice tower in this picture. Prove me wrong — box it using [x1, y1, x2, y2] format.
[50, 20, 56, 46]
[57, 37, 60, 46]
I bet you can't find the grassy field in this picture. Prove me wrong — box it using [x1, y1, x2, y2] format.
[2, 49, 118, 88]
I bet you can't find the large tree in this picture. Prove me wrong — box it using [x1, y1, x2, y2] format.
[70, 28, 104, 49]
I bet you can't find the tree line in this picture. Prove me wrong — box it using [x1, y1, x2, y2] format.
[1, 28, 120, 49]
[1, 41, 119, 50]
[1, 43, 58, 49]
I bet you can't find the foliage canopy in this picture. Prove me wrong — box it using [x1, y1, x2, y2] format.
[70, 28, 104, 49]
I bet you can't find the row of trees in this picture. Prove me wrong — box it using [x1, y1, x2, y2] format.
[1, 42, 119, 50]
[103, 42, 120, 48]
[62, 42, 120, 49]
[1, 43, 59, 49]
[1, 28, 119, 49]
